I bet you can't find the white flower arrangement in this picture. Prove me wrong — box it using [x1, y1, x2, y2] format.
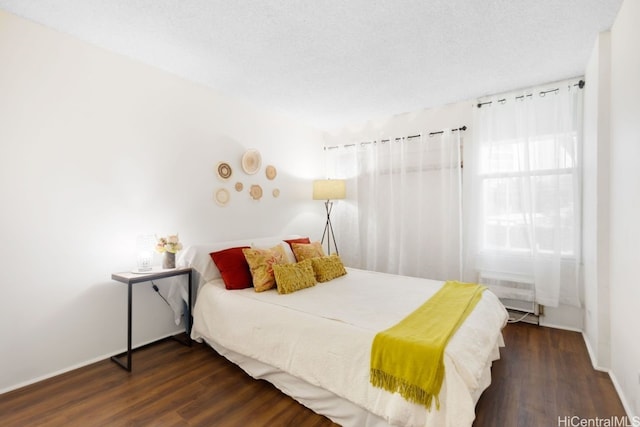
[155, 234, 183, 254]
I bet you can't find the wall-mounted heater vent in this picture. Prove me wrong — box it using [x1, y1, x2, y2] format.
[479, 272, 540, 320]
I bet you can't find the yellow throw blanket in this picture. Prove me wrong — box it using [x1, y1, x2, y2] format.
[370, 281, 486, 410]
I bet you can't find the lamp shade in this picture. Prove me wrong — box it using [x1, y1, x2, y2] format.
[313, 179, 346, 200]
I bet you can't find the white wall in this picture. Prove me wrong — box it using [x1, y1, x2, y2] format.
[608, 0, 640, 418]
[324, 101, 472, 146]
[0, 10, 324, 393]
[583, 32, 612, 370]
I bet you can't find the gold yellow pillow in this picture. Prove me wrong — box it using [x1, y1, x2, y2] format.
[291, 241, 325, 262]
[311, 254, 347, 282]
[242, 245, 288, 292]
[273, 259, 316, 294]
[311, 255, 347, 282]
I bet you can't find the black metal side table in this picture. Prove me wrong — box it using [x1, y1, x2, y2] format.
[110, 267, 193, 371]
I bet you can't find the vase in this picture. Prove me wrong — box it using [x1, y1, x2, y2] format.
[162, 252, 176, 269]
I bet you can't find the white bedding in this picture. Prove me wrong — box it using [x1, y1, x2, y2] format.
[191, 267, 508, 427]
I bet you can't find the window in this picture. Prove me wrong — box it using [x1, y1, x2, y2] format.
[466, 80, 583, 307]
[478, 133, 578, 256]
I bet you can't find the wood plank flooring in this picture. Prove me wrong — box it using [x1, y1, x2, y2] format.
[474, 323, 626, 426]
[0, 322, 627, 426]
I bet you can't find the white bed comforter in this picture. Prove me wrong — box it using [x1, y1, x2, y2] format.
[191, 268, 507, 427]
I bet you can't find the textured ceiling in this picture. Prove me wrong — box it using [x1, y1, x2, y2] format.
[0, 0, 623, 130]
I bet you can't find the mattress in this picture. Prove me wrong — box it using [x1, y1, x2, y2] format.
[191, 267, 507, 427]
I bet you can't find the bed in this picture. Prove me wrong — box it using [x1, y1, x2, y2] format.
[177, 236, 508, 427]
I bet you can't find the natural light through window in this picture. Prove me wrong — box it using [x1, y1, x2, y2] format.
[478, 133, 578, 256]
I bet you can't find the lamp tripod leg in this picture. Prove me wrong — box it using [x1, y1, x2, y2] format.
[327, 217, 339, 256]
[319, 200, 338, 255]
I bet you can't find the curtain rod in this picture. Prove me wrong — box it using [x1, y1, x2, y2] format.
[476, 79, 585, 108]
[325, 126, 467, 150]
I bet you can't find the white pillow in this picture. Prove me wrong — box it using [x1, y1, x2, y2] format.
[177, 235, 301, 290]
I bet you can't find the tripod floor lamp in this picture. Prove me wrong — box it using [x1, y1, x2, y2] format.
[313, 179, 346, 255]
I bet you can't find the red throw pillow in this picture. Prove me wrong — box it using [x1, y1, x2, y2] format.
[210, 246, 252, 290]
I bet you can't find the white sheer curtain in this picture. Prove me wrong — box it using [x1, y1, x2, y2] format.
[327, 130, 463, 281]
[463, 80, 583, 307]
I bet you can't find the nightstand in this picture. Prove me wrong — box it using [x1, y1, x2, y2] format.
[110, 267, 193, 371]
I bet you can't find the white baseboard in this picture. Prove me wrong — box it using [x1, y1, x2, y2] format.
[521, 323, 635, 420]
[537, 322, 583, 333]
[579, 332, 638, 421]
[0, 329, 183, 395]
[608, 370, 639, 422]
[581, 331, 608, 373]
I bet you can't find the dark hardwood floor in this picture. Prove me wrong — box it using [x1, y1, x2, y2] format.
[0, 323, 626, 426]
[473, 323, 626, 426]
